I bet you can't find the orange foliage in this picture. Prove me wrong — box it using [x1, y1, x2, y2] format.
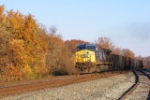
[112, 47, 121, 55]
[121, 49, 135, 58]
[95, 37, 115, 50]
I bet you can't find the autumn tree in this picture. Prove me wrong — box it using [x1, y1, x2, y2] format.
[43, 27, 75, 75]
[112, 47, 121, 55]
[0, 5, 6, 32]
[0, 5, 10, 56]
[0, 5, 43, 80]
[121, 49, 135, 58]
[95, 37, 115, 51]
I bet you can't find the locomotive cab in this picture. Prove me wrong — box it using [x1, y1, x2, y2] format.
[75, 44, 96, 73]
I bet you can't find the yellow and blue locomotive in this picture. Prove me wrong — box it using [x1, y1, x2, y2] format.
[75, 44, 112, 74]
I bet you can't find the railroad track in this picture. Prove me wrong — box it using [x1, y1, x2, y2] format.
[118, 69, 150, 100]
[0, 71, 123, 98]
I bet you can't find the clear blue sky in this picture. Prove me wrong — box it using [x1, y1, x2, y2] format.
[1, 0, 150, 57]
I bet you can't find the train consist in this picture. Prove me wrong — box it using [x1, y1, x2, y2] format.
[75, 44, 150, 74]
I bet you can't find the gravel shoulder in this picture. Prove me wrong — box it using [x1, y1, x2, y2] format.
[1, 72, 135, 100]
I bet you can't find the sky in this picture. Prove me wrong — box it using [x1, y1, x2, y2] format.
[1, 0, 150, 57]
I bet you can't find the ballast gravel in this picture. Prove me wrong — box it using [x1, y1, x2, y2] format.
[1, 72, 135, 100]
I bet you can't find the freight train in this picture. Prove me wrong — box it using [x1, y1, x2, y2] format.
[75, 44, 150, 74]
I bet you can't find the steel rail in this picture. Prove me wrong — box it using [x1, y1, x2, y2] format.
[137, 69, 150, 100]
[117, 70, 139, 100]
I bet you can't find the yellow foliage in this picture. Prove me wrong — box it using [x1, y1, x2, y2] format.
[33, 54, 49, 76]
[22, 64, 34, 79]
[9, 39, 27, 65]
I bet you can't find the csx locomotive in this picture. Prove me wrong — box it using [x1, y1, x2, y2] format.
[75, 44, 144, 74]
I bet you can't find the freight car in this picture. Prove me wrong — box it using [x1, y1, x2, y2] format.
[75, 44, 143, 74]
[143, 60, 150, 68]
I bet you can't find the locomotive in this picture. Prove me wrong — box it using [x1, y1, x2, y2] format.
[75, 44, 144, 74]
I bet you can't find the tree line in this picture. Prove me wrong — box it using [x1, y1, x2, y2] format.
[0, 5, 148, 81]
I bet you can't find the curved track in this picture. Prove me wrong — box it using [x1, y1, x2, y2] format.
[0, 71, 124, 98]
[118, 69, 150, 100]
